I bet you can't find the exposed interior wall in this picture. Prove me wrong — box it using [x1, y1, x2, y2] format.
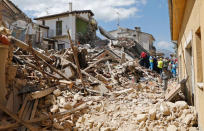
[76, 17, 88, 35]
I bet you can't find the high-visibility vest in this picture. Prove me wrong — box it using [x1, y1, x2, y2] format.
[157, 61, 163, 68]
[149, 56, 153, 63]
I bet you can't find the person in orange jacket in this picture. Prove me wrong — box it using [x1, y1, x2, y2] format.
[0, 34, 10, 45]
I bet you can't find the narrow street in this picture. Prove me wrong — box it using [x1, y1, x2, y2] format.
[0, 0, 203, 130]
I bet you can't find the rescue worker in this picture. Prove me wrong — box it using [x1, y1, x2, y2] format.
[153, 56, 159, 73]
[161, 67, 171, 91]
[149, 55, 154, 70]
[171, 62, 177, 77]
[157, 58, 163, 74]
[140, 52, 147, 67]
[163, 58, 169, 69]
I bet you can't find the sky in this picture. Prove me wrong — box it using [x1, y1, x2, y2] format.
[11, 0, 174, 52]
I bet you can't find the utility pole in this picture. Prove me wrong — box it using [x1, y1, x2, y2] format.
[46, 8, 50, 15]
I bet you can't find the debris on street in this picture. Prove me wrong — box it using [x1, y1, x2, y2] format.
[0, 26, 198, 131]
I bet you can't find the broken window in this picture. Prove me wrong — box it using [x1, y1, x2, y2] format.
[56, 21, 62, 36]
[58, 43, 65, 50]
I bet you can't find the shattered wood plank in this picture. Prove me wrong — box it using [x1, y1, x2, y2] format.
[94, 49, 120, 62]
[67, 30, 86, 88]
[84, 56, 113, 72]
[36, 55, 71, 81]
[120, 52, 126, 64]
[23, 59, 60, 80]
[0, 104, 38, 131]
[81, 70, 109, 94]
[107, 61, 113, 78]
[21, 101, 34, 131]
[105, 50, 121, 62]
[21, 101, 32, 120]
[18, 95, 29, 118]
[13, 87, 21, 114]
[0, 103, 88, 130]
[165, 78, 188, 101]
[61, 58, 109, 94]
[0, 122, 20, 130]
[86, 88, 109, 96]
[6, 91, 14, 112]
[9, 36, 52, 62]
[30, 99, 39, 120]
[95, 73, 109, 84]
[95, 50, 108, 60]
[32, 103, 88, 122]
[28, 87, 56, 100]
[165, 84, 182, 101]
[112, 88, 135, 96]
[107, 61, 117, 85]
[59, 80, 73, 85]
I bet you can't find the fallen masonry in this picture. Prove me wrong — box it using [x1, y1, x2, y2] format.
[0, 26, 199, 130]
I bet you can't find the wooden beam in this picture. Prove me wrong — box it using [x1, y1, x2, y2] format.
[36, 55, 71, 81]
[0, 122, 20, 130]
[84, 56, 112, 72]
[30, 99, 39, 120]
[20, 101, 34, 131]
[9, 36, 52, 62]
[61, 58, 109, 94]
[18, 95, 29, 118]
[27, 87, 56, 100]
[67, 30, 85, 88]
[23, 59, 60, 80]
[0, 103, 88, 130]
[0, 104, 38, 131]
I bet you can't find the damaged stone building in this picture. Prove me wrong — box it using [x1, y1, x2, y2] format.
[0, 1, 97, 50]
[0, 0, 200, 130]
[0, 0, 30, 27]
[0, 0, 31, 41]
[109, 27, 156, 54]
[168, 0, 204, 129]
[34, 3, 98, 50]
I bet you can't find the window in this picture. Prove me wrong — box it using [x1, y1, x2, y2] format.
[56, 21, 62, 36]
[195, 27, 203, 82]
[58, 44, 65, 50]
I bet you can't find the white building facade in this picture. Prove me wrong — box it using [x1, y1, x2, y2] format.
[109, 27, 155, 53]
[34, 8, 96, 50]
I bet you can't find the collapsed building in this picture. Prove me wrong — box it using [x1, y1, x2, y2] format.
[34, 3, 98, 50]
[109, 26, 156, 55]
[0, 26, 199, 130]
[0, 0, 98, 51]
[0, 0, 200, 130]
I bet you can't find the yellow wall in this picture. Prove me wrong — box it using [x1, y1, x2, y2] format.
[176, 0, 204, 129]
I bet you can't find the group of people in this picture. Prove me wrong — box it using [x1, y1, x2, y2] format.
[139, 52, 178, 91]
[140, 52, 177, 76]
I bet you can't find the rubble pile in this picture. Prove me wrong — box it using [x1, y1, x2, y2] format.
[0, 26, 198, 130]
[75, 82, 198, 131]
[117, 37, 136, 48]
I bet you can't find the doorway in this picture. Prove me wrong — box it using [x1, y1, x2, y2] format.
[185, 44, 195, 105]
